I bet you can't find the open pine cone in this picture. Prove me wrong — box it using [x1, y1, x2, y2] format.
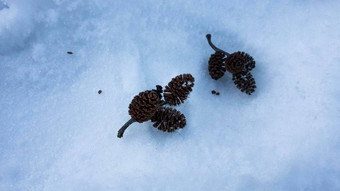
[225, 51, 246, 74]
[225, 51, 256, 74]
[242, 52, 256, 72]
[164, 73, 195, 106]
[208, 52, 226, 80]
[232, 72, 256, 95]
[128, 90, 160, 123]
[151, 107, 186, 132]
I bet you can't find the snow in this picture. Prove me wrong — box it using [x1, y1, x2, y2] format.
[1, 0, 340, 190]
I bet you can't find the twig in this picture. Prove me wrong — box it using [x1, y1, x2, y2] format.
[117, 118, 135, 138]
[160, 100, 168, 106]
[206, 34, 230, 56]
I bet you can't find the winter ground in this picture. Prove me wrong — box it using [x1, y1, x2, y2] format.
[1, 0, 340, 190]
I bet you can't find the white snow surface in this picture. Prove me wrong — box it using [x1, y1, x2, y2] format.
[1, 0, 340, 190]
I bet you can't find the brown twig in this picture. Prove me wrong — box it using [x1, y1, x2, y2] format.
[206, 34, 230, 56]
[117, 118, 135, 138]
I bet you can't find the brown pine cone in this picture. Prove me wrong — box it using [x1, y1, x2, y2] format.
[128, 90, 160, 122]
[151, 107, 186, 132]
[242, 52, 256, 72]
[164, 74, 195, 106]
[225, 51, 255, 74]
[208, 52, 226, 80]
[232, 72, 256, 95]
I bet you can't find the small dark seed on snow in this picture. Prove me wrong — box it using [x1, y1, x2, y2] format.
[98, 90, 102, 94]
[67, 52, 73, 54]
[211, 90, 216, 94]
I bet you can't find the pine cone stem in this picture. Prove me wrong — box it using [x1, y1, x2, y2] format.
[117, 118, 135, 138]
[160, 100, 169, 106]
[117, 101, 169, 138]
[206, 34, 230, 56]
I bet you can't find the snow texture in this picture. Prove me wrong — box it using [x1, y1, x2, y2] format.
[1, 0, 340, 190]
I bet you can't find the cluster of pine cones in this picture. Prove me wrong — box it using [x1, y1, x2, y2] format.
[207, 35, 256, 95]
[118, 34, 258, 138]
[127, 74, 194, 135]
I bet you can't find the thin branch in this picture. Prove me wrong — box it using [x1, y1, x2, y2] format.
[206, 34, 230, 56]
[160, 100, 169, 106]
[117, 118, 135, 138]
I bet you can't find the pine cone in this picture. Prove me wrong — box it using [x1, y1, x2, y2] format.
[151, 107, 186, 132]
[208, 52, 226, 80]
[225, 51, 255, 74]
[128, 90, 160, 122]
[232, 72, 256, 95]
[164, 74, 195, 106]
[242, 52, 256, 72]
